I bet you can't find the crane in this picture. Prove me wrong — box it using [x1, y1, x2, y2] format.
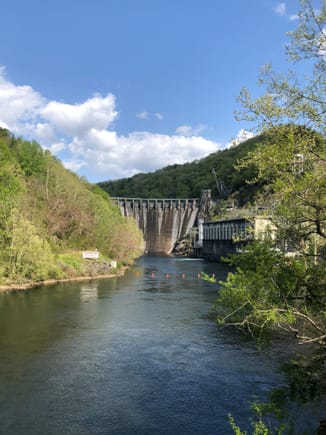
[212, 168, 230, 198]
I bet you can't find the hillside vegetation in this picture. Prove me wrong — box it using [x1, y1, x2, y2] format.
[98, 134, 264, 203]
[211, 1, 326, 430]
[0, 128, 144, 285]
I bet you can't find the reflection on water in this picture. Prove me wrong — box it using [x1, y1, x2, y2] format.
[0, 255, 323, 435]
[80, 283, 99, 302]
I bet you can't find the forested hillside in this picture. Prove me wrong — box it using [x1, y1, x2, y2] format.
[0, 128, 144, 285]
[98, 134, 265, 203]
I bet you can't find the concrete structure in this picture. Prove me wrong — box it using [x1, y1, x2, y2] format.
[112, 191, 275, 259]
[112, 197, 201, 254]
[201, 216, 275, 260]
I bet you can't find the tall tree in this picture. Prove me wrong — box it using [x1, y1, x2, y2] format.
[234, 0, 326, 255]
[215, 0, 326, 407]
[236, 0, 325, 135]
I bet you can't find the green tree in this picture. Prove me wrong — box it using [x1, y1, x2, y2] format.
[0, 128, 144, 283]
[236, 125, 326, 254]
[214, 0, 326, 413]
[5, 208, 60, 282]
[236, 0, 325, 135]
[15, 139, 47, 177]
[234, 0, 325, 250]
[108, 217, 144, 263]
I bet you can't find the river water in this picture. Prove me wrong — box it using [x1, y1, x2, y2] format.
[0, 255, 323, 434]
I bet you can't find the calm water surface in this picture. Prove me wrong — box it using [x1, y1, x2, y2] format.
[0, 255, 323, 434]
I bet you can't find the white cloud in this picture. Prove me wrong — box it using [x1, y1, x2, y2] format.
[137, 111, 164, 121]
[33, 122, 58, 144]
[41, 93, 118, 137]
[0, 66, 44, 130]
[274, 3, 299, 21]
[175, 124, 206, 136]
[62, 159, 87, 173]
[274, 2, 286, 17]
[47, 141, 66, 154]
[318, 28, 326, 56]
[136, 111, 148, 120]
[0, 67, 225, 181]
[228, 129, 255, 148]
[0, 120, 9, 129]
[65, 130, 220, 179]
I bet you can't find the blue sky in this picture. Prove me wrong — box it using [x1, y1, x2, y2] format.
[0, 0, 310, 182]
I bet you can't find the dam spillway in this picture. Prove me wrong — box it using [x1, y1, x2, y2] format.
[113, 198, 201, 254]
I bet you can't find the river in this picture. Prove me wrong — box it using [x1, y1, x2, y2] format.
[0, 255, 323, 434]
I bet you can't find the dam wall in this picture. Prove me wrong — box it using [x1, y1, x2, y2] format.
[113, 198, 200, 254]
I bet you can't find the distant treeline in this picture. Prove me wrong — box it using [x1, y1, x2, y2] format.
[0, 128, 143, 284]
[98, 135, 266, 203]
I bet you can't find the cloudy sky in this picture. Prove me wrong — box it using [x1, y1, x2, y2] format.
[0, 0, 306, 182]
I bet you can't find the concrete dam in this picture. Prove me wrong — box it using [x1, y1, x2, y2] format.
[112, 197, 203, 254]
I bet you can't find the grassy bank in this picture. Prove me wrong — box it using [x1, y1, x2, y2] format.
[0, 251, 130, 293]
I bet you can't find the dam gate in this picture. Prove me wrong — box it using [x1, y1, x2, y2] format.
[112, 197, 206, 254]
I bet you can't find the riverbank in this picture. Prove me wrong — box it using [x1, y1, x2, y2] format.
[0, 267, 128, 294]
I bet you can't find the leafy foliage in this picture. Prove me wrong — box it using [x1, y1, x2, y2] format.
[5, 208, 61, 282]
[228, 401, 291, 435]
[235, 1, 325, 135]
[216, 241, 325, 346]
[237, 124, 326, 251]
[98, 135, 262, 203]
[0, 128, 144, 284]
[213, 2, 326, 428]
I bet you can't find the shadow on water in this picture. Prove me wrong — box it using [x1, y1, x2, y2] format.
[0, 255, 324, 435]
